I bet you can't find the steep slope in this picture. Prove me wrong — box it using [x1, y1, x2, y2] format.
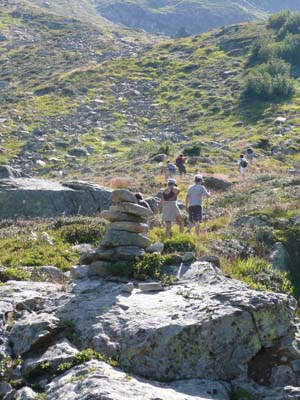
[94, 0, 300, 36]
[21, 0, 300, 37]
[2, 10, 300, 181]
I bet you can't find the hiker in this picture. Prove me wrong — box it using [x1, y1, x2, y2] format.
[245, 147, 255, 165]
[238, 154, 248, 180]
[185, 175, 210, 237]
[175, 153, 187, 176]
[160, 178, 184, 238]
[165, 160, 177, 180]
[135, 192, 151, 210]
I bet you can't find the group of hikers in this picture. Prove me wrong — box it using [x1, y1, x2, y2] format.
[154, 147, 255, 237]
[166, 147, 255, 181]
[160, 174, 210, 238]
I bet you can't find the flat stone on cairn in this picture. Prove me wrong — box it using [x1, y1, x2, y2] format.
[82, 189, 153, 277]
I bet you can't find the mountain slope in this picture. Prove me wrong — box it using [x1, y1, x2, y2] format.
[94, 0, 300, 36]
[20, 0, 300, 37]
[1, 8, 300, 182]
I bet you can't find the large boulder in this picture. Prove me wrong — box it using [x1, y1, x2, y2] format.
[0, 178, 111, 218]
[2, 263, 300, 399]
[57, 263, 299, 384]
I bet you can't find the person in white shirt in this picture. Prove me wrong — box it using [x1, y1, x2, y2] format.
[237, 154, 248, 180]
[185, 175, 210, 237]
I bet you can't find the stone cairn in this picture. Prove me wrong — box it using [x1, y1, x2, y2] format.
[80, 189, 153, 277]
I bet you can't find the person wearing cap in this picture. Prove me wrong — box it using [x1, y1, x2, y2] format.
[160, 178, 184, 238]
[185, 175, 210, 237]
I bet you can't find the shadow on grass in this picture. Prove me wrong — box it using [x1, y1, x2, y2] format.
[237, 94, 293, 125]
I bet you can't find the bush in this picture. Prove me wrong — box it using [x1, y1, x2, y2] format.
[249, 36, 276, 64]
[278, 34, 300, 65]
[183, 144, 201, 156]
[268, 10, 292, 31]
[244, 60, 294, 101]
[58, 222, 107, 245]
[132, 253, 174, 285]
[224, 257, 292, 294]
[163, 234, 196, 253]
[132, 253, 165, 281]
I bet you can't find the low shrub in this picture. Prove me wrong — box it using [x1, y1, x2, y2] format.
[224, 257, 292, 294]
[133, 253, 174, 285]
[183, 144, 201, 156]
[56, 349, 118, 376]
[244, 60, 294, 101]
[133, 253, 165, 280]
[163, 234, 197, 253]
[58, 222, 107, 245]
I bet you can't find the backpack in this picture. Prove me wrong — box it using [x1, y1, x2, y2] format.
[240, 159, 248, 168]
[168, 164, 177, 173]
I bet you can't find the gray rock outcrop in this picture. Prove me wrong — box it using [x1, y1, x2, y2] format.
[0, 176, 111, 218]
[2, 262, 300, 399]
[80, 189, 153, 277]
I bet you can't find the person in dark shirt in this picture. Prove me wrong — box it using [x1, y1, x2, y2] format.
[135, 193, 151, 209]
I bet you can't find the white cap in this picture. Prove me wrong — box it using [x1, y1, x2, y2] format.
[167, 178, 176, 185]
[194, 174, 203, 181]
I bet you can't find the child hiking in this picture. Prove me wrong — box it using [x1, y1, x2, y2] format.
[165, 160, 177, 181]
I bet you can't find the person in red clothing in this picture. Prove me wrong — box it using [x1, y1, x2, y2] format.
[175, 154, 187, 176]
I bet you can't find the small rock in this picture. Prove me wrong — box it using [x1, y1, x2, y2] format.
[138, 282, 163, 292]
[70, 265, 94, 279]
[183, 252, 196, 263]
[101, 210, 146, 223]
[198, 255, 220, 268]
[111, 202, 153, 218]
[101, 230, 151, 249]
[146, 242, 164, 254]
[121, 282, 134, 293]
[0, 382, 12, 398]
[275, 117, 287, 124]
[13, 386, 37, 400]
[110, 221, 148, 234]
[111, 189, 137, 204]
[269, 242, 290, 272]
[151, 153, 167, 162]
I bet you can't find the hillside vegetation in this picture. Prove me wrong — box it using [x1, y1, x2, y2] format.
[0, 5, 299, 295]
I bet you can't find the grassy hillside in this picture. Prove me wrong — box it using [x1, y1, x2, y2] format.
[1, 9, 299, 180]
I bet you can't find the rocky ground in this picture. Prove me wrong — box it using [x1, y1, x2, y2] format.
[1, 262, 300, 400]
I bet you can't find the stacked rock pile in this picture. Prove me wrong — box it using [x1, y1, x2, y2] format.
[81, 189, 153, 277]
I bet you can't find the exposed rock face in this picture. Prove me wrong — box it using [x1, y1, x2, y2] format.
[1, 263, 300, 399]
[0, 177, 111, 218]
[94, 0, 300, 36]
[45, 360, 230, 400]
[81, 189, 153, 277]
